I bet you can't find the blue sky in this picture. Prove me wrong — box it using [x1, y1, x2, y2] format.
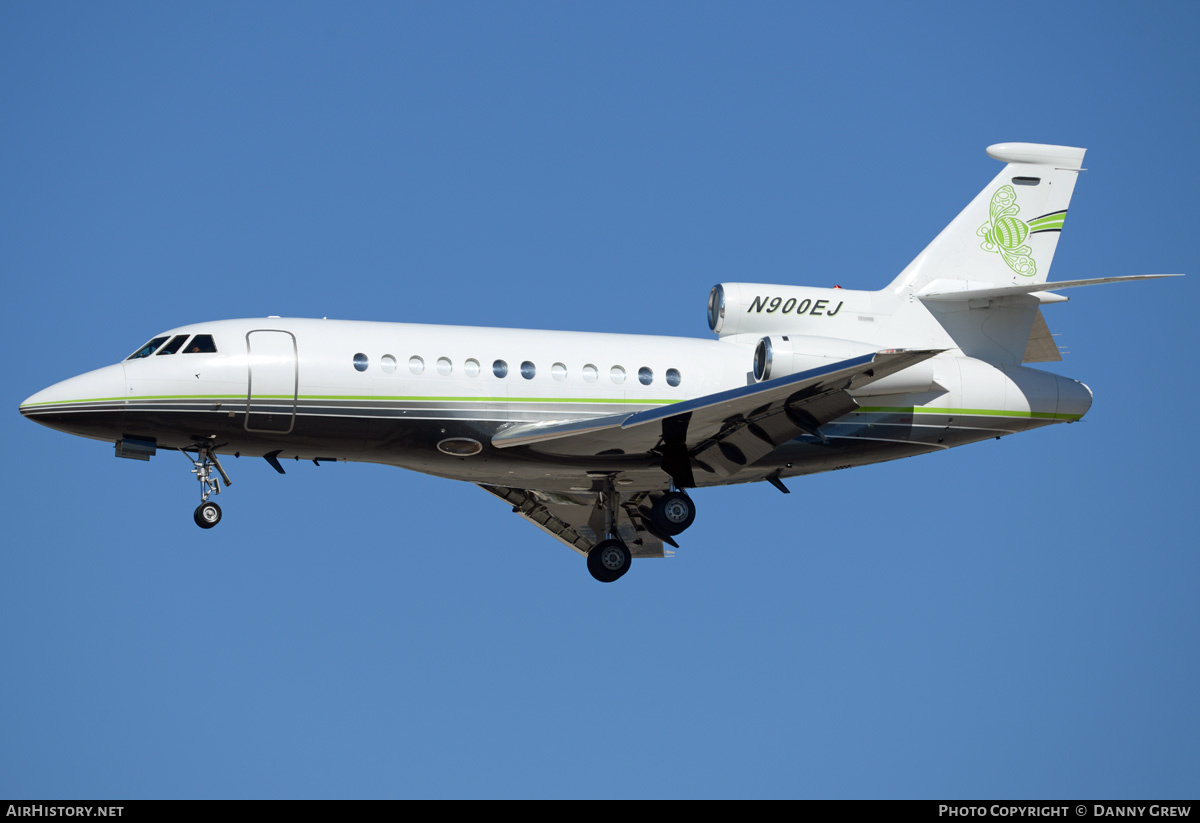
[2, 1, 1197, 799]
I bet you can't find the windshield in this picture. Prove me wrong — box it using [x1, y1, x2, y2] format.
[126, 336, 169, 360]
[156, 334, 190, 355]
[183, 334, 217, 353]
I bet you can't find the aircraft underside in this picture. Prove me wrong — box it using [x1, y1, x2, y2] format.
[25, 399, 1046, 486]
[23, 398, 1055, 580]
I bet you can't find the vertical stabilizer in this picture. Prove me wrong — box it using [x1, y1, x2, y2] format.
[887, 143, 1086, 294]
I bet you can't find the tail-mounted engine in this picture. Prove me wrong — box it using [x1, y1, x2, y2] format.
[752, 334, 938, 397]
[708, 282, 863, 338]
[752, 335, 873, 382]
[709, 282, 938, 396]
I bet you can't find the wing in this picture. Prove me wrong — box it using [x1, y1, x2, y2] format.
[492, 348, 943, 486]
[479, 484, 671, 558]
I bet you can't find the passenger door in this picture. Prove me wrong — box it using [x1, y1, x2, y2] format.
[245, 330, 298, 434]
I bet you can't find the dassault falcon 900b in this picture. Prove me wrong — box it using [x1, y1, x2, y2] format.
[20, 143, 1181, 582]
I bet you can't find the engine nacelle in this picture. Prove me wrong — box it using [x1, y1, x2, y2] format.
[708, 282, 870, 337]
[752, 335, 874, 381]
[752, 334, 938, 397]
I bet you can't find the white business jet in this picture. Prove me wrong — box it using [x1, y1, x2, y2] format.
[20, 143, 1180, 582]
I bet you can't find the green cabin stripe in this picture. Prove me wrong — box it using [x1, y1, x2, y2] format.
[20, 393, 680, 408]
[21, 396, 1081, 421]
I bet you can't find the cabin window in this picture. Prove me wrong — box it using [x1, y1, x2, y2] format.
[353, 353, 369, 372]
[610, 366, 626, 384]
[582, 364, 598, 383]
[551, 362, 567, 382]
[156, 335, 190, 356]
[184, 334, 218, 354]
[437, 357, 453, 376]
[409, 356, 425, 375]
[520, 361, 536, 380]
[666, 368, 681, 387]
[381, 354, 397, 374]
[493, 359, 508, 378]
[638, 367, 653, 386]
[127, 336, 169, 360]
[465, 359, 481, 377]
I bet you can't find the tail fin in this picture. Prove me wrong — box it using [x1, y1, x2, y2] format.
[887, 143, 1086, 294]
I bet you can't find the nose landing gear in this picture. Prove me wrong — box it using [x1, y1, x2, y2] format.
[180, 445, 232, 529]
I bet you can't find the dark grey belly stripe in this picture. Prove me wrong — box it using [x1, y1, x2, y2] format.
[25, 400, 1056, 440]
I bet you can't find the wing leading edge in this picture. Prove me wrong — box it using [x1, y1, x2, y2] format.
[492, 348, 944, 486]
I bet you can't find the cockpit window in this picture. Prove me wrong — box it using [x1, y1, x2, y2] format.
[156, 335, 190, 355]
[127, 336, 169, 360]
[183, 334, 217, 354]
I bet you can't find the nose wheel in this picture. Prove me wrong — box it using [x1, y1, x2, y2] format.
[180, 445, 232, 529]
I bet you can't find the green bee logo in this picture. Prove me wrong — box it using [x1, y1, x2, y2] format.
[977, 185, 1036, 277]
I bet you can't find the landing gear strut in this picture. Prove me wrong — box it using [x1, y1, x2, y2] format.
[180, 445, 232, 529]
[586, 485, 632, 583]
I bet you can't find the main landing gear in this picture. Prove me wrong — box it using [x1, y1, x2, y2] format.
[586, 486, 630, 583]
[587, 539, 632, 584]
[585, 486, 696, 583]
[180, 445, 232, 529]
[650, 491, 696, 537]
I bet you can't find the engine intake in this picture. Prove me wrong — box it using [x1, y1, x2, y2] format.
[753, 337, 772, 381]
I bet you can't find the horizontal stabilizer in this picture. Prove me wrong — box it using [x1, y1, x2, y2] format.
[918, 273, 1183, 302]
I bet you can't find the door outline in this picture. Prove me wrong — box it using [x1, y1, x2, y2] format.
[245, 329, 298, 434]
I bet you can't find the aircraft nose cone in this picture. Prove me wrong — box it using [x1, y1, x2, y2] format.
[1057, 376, 1093, 421]
[21, 384, 67, 416]
[19, 363, 127, 436]
[20, 384, 65, 415]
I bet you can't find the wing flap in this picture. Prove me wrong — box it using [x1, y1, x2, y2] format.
[479, 484, 668, 558]
[690, 387, 860, 477]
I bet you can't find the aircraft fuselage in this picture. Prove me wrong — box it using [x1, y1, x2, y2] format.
[21, 316, 1090, 494]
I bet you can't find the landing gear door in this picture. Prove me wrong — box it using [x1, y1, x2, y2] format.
[245, 330, 298, 434]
